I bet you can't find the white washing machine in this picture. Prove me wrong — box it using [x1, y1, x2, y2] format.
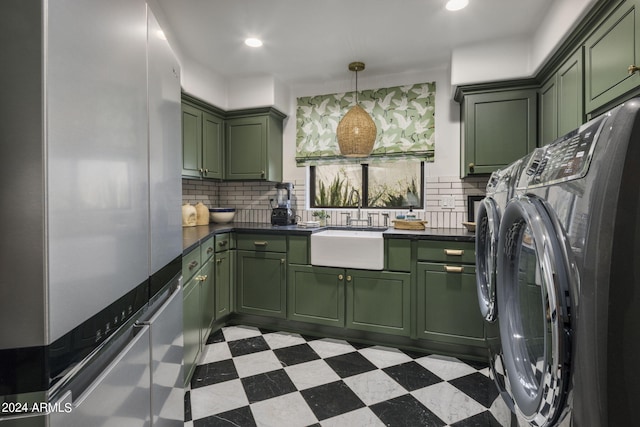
[488, 99, 640, 426]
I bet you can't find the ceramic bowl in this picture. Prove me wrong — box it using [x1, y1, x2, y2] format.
[209, 208, 236, 224]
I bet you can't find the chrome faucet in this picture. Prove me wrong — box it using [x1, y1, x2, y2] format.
[346, 189, 371, 227]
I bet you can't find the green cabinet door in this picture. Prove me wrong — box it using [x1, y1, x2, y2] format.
[226, 116, 267, 180]
[200, 258, 215, 340]
[236, 250, 286, 318]
[540, 48, 584, 146]
[557, 49, 584, 136]
[182, 103, 203, 178]
[585, 0, 640, 113]
[202, 111, 224, 179]
[225, 109, 285, 181]
[462, 89, 538, 176]
[215, 250, 231, 319]
[346, 270, 411, 336]
[416, 262, 484, 346]
[288, 265, 345, 327]
[183, 275, 201, 385]
[539, 76, 558, 146]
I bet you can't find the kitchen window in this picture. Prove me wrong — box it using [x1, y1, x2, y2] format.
[310, 160, 424, 209]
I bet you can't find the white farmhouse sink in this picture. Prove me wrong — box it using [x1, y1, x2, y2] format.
[310, 229, 384, 270]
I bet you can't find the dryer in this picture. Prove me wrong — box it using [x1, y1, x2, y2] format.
[476, 158, 526, 416]
[492, 99, 640, 426]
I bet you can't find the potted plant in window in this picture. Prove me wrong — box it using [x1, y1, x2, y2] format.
[312, 210, 330, 226]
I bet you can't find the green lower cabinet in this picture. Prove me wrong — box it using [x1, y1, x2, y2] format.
[215, 250, 231, 319]
[288, 265, 345, 327]
[200, 258, 215, 339]
[236, 250, 286, 318]
[346, 270, 411, 336]
[183, 275, 201, 385]
[416, 262, 484, 346]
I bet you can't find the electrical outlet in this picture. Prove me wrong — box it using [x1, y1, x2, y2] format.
[441, 195, 456, 209]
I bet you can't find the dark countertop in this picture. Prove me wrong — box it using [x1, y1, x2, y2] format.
[183, 222, 475, 253]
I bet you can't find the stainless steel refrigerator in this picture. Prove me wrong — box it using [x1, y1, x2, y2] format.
[0, 1, 183, 425]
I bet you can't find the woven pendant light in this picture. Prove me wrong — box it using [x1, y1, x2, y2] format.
[337, 62, 377, 157]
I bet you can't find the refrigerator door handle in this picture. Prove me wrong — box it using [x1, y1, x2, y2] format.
[73, 324, 150, 408]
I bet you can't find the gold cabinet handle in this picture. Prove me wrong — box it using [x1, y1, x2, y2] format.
[338, 274, 344, 280]
[195, 274, 208, 281]
[346, 275, 352, 282]
[206, 247, 214, 254]
[444, 265, 464, 273]
[629, 65, 640, 75]
[254, 241, 268, 247]
[281, 258, 285, 264]
[468, 163, 475, 171]
[188, 260, 199, 270]
[218, 240, 228, 247]
[261, 170, 265, 177]
[444, 249, 464, 256]
[199, 168, 204, 174]
[204, 168, 209, 174]
[216, 258, 222, 264]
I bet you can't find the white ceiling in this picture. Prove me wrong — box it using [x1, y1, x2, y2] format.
[153, 0, 558, 86]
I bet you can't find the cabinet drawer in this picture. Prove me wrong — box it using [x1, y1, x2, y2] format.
[201, 236, 215, 263]
[182, 247, 201, 283]
[236, 234, 287, 252]
[215, 233, 231, 252]
[417, 240, 475, 264]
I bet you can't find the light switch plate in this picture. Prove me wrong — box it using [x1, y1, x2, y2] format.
[441, 195, 456, 209]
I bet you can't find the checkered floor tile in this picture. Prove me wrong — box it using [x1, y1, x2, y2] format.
[185, 325, 515, 427]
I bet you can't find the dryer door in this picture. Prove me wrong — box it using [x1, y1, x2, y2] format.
[497, 195, 572, 427]
[476, 197, 500, 322]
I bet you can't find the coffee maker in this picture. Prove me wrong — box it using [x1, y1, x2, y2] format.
[271, 182, 296, 225]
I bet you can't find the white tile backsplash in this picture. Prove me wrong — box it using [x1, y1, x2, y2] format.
[182, 175, 488, 228]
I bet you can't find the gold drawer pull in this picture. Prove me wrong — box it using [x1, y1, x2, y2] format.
[206, 247, 214, 254]
[216, 258, 223, 264]
[218, 240, 228, 247]
[444, 249, 464, 256]
[346, 275, 352, 282]
[254, 241, 268, 247]
[338, 274, 344, 280]
[188, 260, 199, 270]
[195, 274, 208, 281]
[629, 64, 640, 75]
[444, 265, 464, 273]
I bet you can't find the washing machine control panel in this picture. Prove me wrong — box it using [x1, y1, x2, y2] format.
[519, 115, 606, 189]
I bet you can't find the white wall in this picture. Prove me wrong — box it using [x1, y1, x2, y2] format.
[451, 0, 598, 86]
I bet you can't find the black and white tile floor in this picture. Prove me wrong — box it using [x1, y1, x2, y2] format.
[185, 325, 514, 427]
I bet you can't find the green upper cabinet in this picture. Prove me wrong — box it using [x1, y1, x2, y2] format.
[225, 108, 285, 181]
[181, 100, 224, 179]
[585, 0, 640, 113]
[202, 112, 224, 179]
[460, 88, 538, 177]
[539, 75, 558, 146]
[182, 103, 203, 178]
[557, 49, 584, 136]
[539, 49, 584, 146]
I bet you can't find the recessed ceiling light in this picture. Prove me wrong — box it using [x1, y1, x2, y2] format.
[244, 38, 263, 48]
[446, 0, 469, 11]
